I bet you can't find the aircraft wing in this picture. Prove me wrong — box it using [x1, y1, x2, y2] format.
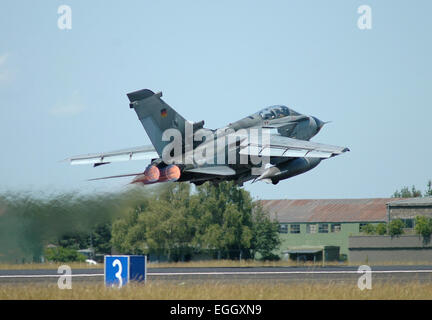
[66, 145, 159, 166]
[239, 133, 349, 159]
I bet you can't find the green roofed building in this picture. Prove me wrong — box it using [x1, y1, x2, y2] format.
[260, 198, 395, 261]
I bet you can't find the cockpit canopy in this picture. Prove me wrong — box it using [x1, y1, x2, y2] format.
[258, 105, 299, 120]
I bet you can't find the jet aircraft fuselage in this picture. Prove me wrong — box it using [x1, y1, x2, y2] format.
[67, 89, 349, 186]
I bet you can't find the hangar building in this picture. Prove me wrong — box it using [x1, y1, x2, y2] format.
[262, 197, 432, 263]
[387, 196, 432, 226]
[349, 196, 432, 263]
[261, 198, 393, 261]
[261, 198, 395, 260]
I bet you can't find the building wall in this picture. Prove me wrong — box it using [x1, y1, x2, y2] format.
[349, 235, 432, 263]
[278, 222, 381, 257]
[389, 206, 432, 220]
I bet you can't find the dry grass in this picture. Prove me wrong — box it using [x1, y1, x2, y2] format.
[1, 281, 432, 300]
[150, 259, 432, 268]
[149, 259, 339, 268]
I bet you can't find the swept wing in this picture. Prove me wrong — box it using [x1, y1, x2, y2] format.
[66, 145, 158, 166]
[239, 133, 349, 159]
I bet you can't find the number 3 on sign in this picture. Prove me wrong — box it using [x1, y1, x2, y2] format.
[104, 255, 129, 288]
[113, 259, 123, 288]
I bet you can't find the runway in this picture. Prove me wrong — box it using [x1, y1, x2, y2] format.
[2, 265, 432, 285]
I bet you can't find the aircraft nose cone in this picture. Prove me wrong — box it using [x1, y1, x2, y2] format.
[312, 117, 326, 133]
[313, 117, 325, 129]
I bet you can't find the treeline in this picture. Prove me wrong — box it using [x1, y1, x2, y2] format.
[360, 221, 404, 237]
[111, 183, 280, 261]
[362, 216, 432, 244]
[0, 182, 280, 263]
[392, 180, 432, 198]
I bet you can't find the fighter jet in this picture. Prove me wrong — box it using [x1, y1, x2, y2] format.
[67, 89, 349, 186]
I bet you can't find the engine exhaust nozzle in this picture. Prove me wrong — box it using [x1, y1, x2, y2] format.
[158, 165, 181, 182]
[132, 165, 160, 184]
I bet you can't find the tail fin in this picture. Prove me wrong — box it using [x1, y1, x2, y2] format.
[127, 89, 188, 156]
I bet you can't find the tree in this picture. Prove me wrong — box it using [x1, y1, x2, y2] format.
[193, 182, 255, 259]
[145, 195, 196, 261]
[393, 186, 422, 198]
[375, 223, 387, 235]
[361, 224, 376, 235]
[91, 223, 112, 254]
[425, 180, 432, 197]
[392, 180, 432, 198]
[414, 216, 432, 244]
[388, 219, 404, 237]
[250, 203, 280, 260]
[58, 232, 89, 250]
[111, 181, 281, 261]
[55, 223, 112, 255]
[111, 186, 196, 261]
[44, 246, 86, 262]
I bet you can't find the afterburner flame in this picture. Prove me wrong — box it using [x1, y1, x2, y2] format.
[159, 165, 181, 182]
[132, 165, 181, 184]
[132, 165, 160, 184]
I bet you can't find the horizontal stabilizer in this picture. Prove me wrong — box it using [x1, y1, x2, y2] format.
[88, 172, 143, 181]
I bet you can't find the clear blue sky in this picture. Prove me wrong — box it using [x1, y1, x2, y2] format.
[0, 0, 431, 199]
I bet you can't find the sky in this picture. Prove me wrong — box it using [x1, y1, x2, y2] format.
[0, 0, 431, 200]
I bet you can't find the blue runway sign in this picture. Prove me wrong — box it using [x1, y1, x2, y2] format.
[104, 255, 146, 287]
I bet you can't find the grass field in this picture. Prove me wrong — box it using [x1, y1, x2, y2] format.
[1, 281, 432, 299]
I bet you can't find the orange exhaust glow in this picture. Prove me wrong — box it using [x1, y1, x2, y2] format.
[132, 165, 160, 184]
[158, 165, 181, 182]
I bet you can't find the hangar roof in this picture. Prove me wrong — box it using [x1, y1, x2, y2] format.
[260, 198, 397, 223]
[387, 196, 432, 207]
